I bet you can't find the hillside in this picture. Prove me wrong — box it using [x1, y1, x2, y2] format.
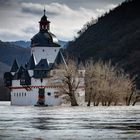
[10, 40, 30, 48]
[0, 40, 30, 68]
[0, 62, 10, 77]
[67, 0, 140, 87]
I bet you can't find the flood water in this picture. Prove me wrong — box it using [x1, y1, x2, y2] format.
[0, 102, 140, 140]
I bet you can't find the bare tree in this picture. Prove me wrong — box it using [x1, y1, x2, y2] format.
[85, 60, 136, 106]
[58, 59, 81, 106]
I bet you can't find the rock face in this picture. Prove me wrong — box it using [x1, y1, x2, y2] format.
[67, 0, 140, 87]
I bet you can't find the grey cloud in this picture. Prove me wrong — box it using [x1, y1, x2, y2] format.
[21, 7, 58, 17]
[22, 26, 38, 34]
[21, 7, 42, 15]
[0, 0, 12, 6]
[19, 0, 125, 10]
[21, 2, 60, 17]
[0, 32, 24, 41]
[0, 0, 19, 8]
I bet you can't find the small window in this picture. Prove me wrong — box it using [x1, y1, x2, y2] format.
[22, 93, 23, 96]
[54, 49, 56, 52]
[19, 93, 21, 97]
[77, 93, 80, 97]
[54, 92, 59, 98]
[47, 92, 51, 96]
[17, 93, 18, 97]
[55, 95, 59, 98]
[43, 49, 44, 52]
[14, 93, 15, 96]
[53, 71, 56, 75]
[80, 72, 83, 77]
[25, 93, 26, 96]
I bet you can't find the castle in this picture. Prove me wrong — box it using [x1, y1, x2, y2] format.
[4, 10, 85, 106]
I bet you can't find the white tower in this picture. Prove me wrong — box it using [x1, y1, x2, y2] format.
[31, 9, 60, 64]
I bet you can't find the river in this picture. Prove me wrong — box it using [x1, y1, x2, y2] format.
[0, 102, 140, 140]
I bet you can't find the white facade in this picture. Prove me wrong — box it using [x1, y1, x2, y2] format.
[11, 87, 62, 106]
[31, 47, 60, 64]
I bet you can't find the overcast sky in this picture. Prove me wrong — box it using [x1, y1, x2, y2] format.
[0, 0, 125, 41]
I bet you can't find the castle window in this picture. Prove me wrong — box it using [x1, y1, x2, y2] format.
[80, 72, 83, 77]
[54, 92, 59, 98]
[25, 93, 26, 96]
[22, 93, 23, 96]
[17, 93, 18, 97]
[43, 49, 44, 52]
[55, 94, 59, 98]
[19, 93, 21, 97]
[47, 92, 51, 96]
[53, 71, 56, 75]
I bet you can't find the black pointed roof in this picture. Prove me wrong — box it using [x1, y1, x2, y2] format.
[35, 59, 50, 70]
[27, 54, 35, 70]
[10, 59, 19, 72]
[13, 65, 31, 80]
[13, 66, 25, 80]
[52, 50, 67, 68]
[77, 55, 85, 70]
[41, 9, 48, 21]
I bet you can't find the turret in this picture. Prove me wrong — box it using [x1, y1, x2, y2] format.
[39, 9, 50, 31]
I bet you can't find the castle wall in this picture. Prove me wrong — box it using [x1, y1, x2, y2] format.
[11, 78, 62, 106]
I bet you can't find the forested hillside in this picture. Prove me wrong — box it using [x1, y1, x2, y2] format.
[67, 0, 140, 87]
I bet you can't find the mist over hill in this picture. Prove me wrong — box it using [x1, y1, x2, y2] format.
[67, 0, 140, 87]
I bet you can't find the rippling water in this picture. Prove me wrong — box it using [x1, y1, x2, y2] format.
[0, 102, 140, 140]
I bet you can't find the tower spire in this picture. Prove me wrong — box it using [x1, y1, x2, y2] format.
[44, 5, 46, 15]
[39, 7, 50, 31]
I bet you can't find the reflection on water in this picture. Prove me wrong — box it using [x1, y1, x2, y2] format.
[0, 102, 140, 140]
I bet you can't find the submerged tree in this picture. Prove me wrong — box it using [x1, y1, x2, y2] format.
[58, 59, 81, 106]
[85, 60, 136, 106]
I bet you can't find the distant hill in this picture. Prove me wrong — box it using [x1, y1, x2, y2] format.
[10, 40, 30, 48]
[11, 40, 67, 48]
[0, 40, 30, 76]
[67, 0, 140, 87]
[0, 62, 10, 77]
